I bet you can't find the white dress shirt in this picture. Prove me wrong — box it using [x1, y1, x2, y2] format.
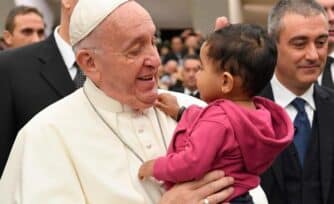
[184, 87, 199, 96]
[271, 74, 315, 126]
[53, 26, 77, 79]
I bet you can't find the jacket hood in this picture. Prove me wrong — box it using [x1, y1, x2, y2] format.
[219, 96, 294, 174]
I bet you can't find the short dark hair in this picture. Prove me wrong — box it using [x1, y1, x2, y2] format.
[268, 0, 327, 42]
[206, 24, 277, 96]
[183, 54, 200, 64]
[5, 5, 44, 33]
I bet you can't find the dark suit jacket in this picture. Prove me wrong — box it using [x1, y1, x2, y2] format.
[260, 84, 334, 204]
[162, 52, 183, 65]
[0, 35, 76, 176]
[322, 56, 334, 89]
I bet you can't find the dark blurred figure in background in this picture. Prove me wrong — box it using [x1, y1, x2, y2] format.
[169, 55, 201, 98]
[158, 43, 170, 63]
[163, 36, 184, 65]
[316, 0, 334, 89]
[159, 59, 180, 89]
[2, 5, 45, 49]
[183, 33, 201, 56]
[0, 37, 7, 51]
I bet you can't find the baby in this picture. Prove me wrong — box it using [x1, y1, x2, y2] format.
[139, 24, 294, 203]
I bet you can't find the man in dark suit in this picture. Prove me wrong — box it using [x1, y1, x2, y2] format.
[260, 1, 334, 204]
[169, 55, 201, 99]
[317, 0, 334, 89]
[163, 36, 184, 65]
[0, 0, 79, 176]
[321, 56, 334, 89]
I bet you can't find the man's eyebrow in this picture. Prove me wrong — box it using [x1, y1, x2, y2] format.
[288, 34, 328, 43]
[122, 27, 157, 51]
[123, 36, 144, 51]
[21, 28, 34, 33]
[289, 36, 308, 42]
[316, 34, 329, 40]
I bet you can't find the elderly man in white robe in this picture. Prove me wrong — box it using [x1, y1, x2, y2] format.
[0, 0, 268, 203]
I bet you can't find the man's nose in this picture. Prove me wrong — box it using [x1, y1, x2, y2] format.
[144, 45, 161, 68]
[327, 9, 334, 21]
[30, 32, 43, 43]
[305, 43, 319, 61]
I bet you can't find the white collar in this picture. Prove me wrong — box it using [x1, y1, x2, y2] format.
[271, 74, 316, 111]
[53, 26, 76, 70]
[184, 88, 198, 95]
[83, 79, 146, 113]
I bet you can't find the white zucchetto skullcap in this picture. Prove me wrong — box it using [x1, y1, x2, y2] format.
[70, 0, 129, 46]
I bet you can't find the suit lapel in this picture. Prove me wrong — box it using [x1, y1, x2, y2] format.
[260, 84, 286, 191]
[38, 35, 75, 97]
[314, 85, 334, 204]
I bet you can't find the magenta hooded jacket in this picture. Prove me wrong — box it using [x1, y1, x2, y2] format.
[153, 96, 294, 201]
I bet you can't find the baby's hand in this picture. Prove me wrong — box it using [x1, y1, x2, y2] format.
[138, 160, 155, 180]
[155, 93, 180, 120]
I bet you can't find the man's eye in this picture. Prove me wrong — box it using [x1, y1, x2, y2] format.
[316, 40, 326, 48]
[37, 29, 45, 37]
[292, 42, 305, 48]
[127, 48, 142, 58]
[21, 29, 33, 36]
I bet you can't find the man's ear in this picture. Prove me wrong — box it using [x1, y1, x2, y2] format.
[3, 30, 13, 46]
[76, 49, 100, 83]
[220, 71, 234, 94]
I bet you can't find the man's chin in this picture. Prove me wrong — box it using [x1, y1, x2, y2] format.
[141, 93, 158, 105]
[130, 91, 158, 110]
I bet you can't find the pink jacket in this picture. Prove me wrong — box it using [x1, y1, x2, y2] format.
[153, 97, 294, 200]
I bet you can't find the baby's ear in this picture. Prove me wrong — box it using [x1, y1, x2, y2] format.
[220, 72, 234, 94]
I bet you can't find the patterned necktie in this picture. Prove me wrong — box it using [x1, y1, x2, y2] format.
[291, 97, 311, 167]
[73, 62, 86, 88]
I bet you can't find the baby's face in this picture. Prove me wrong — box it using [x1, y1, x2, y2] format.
[197, 43, 226, 103]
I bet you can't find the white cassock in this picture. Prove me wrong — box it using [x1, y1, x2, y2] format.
[0, 79, 267, 204]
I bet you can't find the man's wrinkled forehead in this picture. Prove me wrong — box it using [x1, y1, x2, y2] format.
[278, 12, 328, 36]
[107, 3, 156, 50]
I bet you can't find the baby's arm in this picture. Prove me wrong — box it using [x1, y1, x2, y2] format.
[155, 93, 186, 121]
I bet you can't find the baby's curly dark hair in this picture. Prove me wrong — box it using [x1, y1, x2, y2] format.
[206, 24, 277, 96]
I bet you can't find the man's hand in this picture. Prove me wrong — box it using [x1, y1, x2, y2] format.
[159, 170, 234, 204]
[155, 93, 180, 120]
[215, 16, 230, 31]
